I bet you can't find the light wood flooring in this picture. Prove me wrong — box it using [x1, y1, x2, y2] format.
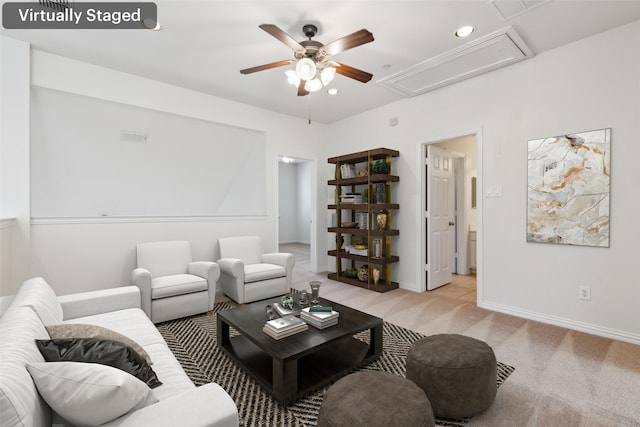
[217, 243, 640, 426]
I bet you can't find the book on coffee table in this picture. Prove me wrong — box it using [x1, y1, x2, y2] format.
[262, 323, 308, 340]
[273, 302, 302, 316]
[265, 315, 306, 332]
[300, 307, 339, 329]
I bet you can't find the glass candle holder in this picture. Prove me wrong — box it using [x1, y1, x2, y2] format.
[298, 290, 310, 306]
[309, 281, 321, 304]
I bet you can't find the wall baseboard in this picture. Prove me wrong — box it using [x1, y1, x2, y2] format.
[479, 300, 640, 346]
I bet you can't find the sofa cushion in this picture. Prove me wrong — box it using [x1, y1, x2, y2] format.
[0, 306, 51, 427]
[27, 362, 158, 427]
[11, 277, 63, 325]
[65, 308, 166, 348]
[244, 263, 286, 283]
[36, 338, 162, 388]
[219, 236, 263, 265]
[137, 241, 192, 278]
[151, 274, 208, 299]
[46, 323, 153, 365]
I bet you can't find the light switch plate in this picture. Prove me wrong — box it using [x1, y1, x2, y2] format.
[486, 184, 503, 197]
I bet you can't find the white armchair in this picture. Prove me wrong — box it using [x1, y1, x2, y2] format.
[131, 241, 220, 323]
[217, 236, 295, 304]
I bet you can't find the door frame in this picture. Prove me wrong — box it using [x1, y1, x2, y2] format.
[417, 128, 483, 302]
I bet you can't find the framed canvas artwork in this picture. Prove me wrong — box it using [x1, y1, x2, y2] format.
[527, 128, 611, 247]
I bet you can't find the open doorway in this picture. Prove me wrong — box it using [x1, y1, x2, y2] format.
[419, 132, 479, 293]
[277, 156, 316, 273]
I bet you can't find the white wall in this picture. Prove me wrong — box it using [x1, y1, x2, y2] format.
[0, 37, 31, 295]
[324, 21, 640, 344]
[3, 45, 327, 296]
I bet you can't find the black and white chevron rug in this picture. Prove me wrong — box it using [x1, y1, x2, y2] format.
[157, 301, 514, 427]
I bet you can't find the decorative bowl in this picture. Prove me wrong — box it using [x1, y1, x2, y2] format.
[341, 222, 358, 228]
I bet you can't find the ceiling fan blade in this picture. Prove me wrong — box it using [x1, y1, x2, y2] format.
[321, 29, 374, 56]
[334, 62, 373, 83]
[259, 24, 305, 52]
[297, 80, 309, 96]
[240, 59, 294, 74]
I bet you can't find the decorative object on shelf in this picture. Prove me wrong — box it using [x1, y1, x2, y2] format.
[372, 268, 380, 285]
[357, 266, 369, 282]
[374, 183, 385, 203]
[341, 222, 358, 228]
[340, 193, 362, 203]
[376, 211, 387, 230]
[343, 268, 358, 278]
[372, 159, 390, 174]
[358, 168, 368, 177]
[309, 281, 321, 304]
[373, 238, 382, 258]
[351, 235, 366, 246]
[356, 212, 369, 230]
[362, 188, 369, 202]
[340, 164, 357, 179]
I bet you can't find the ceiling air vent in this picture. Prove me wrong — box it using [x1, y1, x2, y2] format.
[378, 26, 533, 97]
[489, 0, 551, 20]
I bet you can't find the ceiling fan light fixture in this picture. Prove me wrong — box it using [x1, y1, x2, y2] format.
[296, 58, 317, 80]
[304, 78, 323, 92]
[285, 70, 300, 86]
[320, 66, 336, 86]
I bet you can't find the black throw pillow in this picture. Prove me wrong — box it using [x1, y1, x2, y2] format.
[35, 338, 162, 389]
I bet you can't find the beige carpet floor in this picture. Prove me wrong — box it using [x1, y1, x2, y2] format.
[266, 243, 640, 427]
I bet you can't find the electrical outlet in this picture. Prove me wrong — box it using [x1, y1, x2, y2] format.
[579, 286, 591, 301]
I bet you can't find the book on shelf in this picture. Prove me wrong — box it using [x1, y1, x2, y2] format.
[272, 302, 302, 317]
[262, 323, 308, 340]
[265, 315, 306, 332]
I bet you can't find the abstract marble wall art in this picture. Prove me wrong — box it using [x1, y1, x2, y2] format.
[527, 128, 610, 247]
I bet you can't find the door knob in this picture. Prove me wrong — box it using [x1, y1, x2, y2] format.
[449, 221, 455, 226]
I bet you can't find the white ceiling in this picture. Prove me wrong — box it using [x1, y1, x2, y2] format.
[3, 0, 640, 123]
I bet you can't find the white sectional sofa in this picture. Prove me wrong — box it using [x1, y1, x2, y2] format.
[0, 277, 239, 427]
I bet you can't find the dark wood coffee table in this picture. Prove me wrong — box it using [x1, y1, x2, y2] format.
[217, 296, 383, 405]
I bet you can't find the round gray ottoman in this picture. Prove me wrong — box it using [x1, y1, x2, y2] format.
[317, 371, 435, 427]
[406, 334, 497, 419]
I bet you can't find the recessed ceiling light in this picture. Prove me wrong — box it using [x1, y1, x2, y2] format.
[382, 64, 391, 70]
[455, 25, 475, 38]
[327, 88, 338, 95]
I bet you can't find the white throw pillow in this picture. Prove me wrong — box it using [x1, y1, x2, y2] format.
[27, 361, 158, 427]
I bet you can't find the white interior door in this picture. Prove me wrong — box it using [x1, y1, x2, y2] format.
[426, 145, 455, 290]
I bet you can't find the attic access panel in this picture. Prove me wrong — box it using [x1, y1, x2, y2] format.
[378, 26, 533, 97]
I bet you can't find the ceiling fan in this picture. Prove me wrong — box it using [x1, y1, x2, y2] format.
[240, 24, 374, 96]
